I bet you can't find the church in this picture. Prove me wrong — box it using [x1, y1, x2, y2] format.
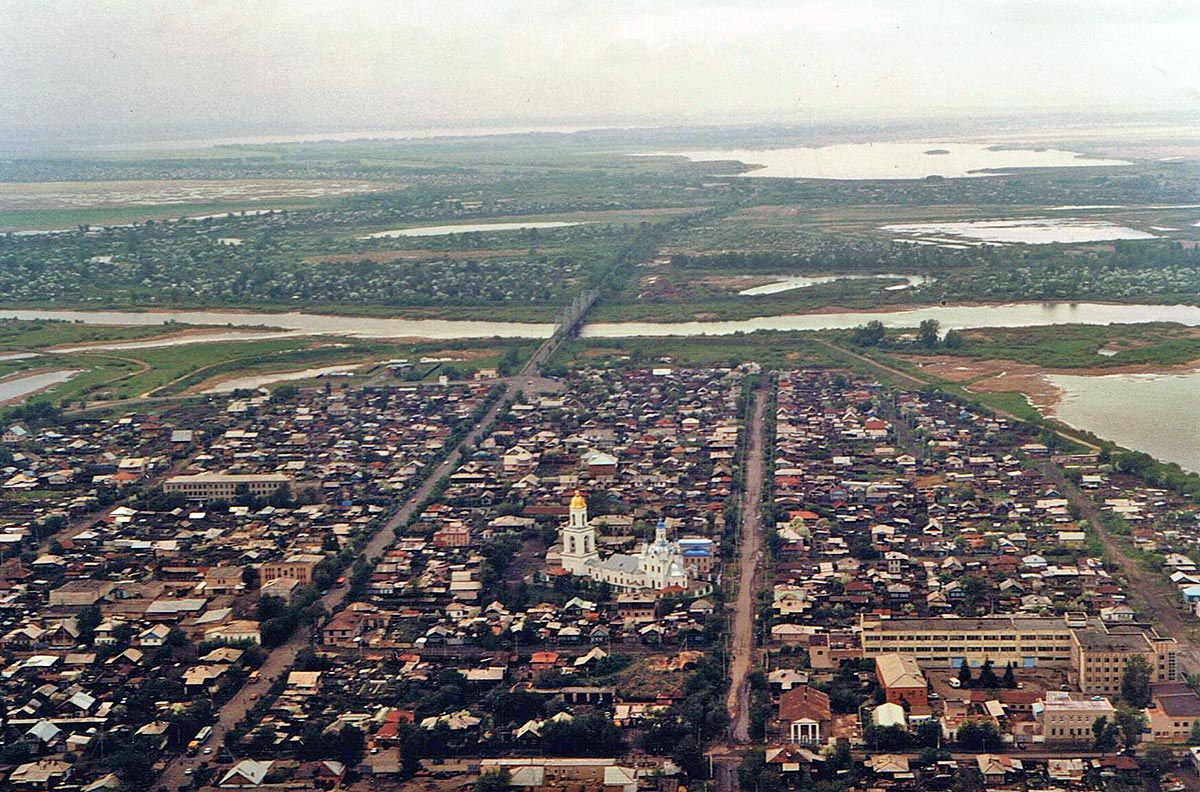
[554, 492, 689, 594]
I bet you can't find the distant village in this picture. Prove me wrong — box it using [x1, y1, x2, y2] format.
[1, 365, 1198, 791]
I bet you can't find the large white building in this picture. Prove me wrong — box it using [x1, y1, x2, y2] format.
[555, 492, 689, 594]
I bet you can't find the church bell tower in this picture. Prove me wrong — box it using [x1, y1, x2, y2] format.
[560, 490, 599, 573]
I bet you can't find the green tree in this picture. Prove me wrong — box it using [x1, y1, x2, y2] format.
[672, 735, 705, 780]
[475, 769, 511, 792]
[1092, 716, 1120, 752]
[917, 319, 940, 348]
[1140, 744, 1174, 779]
[1120, 655, 1152, 708]
[850, 320, 886, 347]
[1001, 662, 1017, 689]
[976, 659, 999, 689]
[76, 604, 102, 646]
[957, 662, 973, 689]
[955, 721, 1002, 752]
[1189, 719, 1200, 746]
[1114, 705, 1147, 750]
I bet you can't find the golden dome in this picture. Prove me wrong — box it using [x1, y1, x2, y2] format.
[570, 490, 587, 510]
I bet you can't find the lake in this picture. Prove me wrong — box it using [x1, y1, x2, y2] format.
[883, 218, 1157, 245]
[653, 142, 1130, 180]
[738, 274, 932, 296]
[0, 369, 81, 404]
[363, 221, 580, 239]
[1045, 369, 1200, 473]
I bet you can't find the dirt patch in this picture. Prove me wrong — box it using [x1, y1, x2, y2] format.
[695, 274, 781, 291]
[905, 354, 1200, 411]
[419, 347, 499, 362]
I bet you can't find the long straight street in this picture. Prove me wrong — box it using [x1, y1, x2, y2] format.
[727, 381, 768, 744]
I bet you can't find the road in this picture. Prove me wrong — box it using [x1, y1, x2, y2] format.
[1045, 461, 1200, 675]
[814, 338, 1101, 452]
[156, 301, 582, 789]
[726, 382, 768, 744]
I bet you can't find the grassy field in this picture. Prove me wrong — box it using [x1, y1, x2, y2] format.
[5, 332, 539, 410]
[0, 319, 202, 350]
[893, 323, 1200, 369]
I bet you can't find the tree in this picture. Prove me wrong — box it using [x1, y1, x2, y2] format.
[475, 769, 511, 792]
[942, 328, 965, 348]
[1092, 716, 1120, 752]
[957, 662, 973, 689]
[955, 721, 1002, 752]
[1140, 744, 1175, 779]
[1001, 662, 1017, 689]
[1114, 705, 1147, 750]
[1189, 719, 1200, 746]
[738, 749, 767, 791]
[917, 319, 940, 348]
[330, 725, 365, 767]
[1120, 655, 1152, 708]
[976, 659, 999, 689]
[850, 320, 886, 347]
[672, 735, 705, 780]
[77, 604, 102, 646]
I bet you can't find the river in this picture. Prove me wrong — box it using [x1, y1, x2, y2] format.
[4, 303, 1200, 341]
[582, 303, 1200, 338]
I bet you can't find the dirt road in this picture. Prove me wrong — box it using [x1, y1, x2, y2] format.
[814, 339, 1100, 452]
[726, 382, 768, 744]
[1045, 461, 1200, 675]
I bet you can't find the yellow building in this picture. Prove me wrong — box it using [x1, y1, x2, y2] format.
[1146, 683, 1200, 743]
[858, 615, 1074, 668]
[260, 553, 324, 587]
[1039, 691, 1114, 744]
[164, 472, 292, 500]
[1071, 625, 1178, 696]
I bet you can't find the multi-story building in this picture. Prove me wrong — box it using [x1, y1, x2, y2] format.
[859, 615, 1075, 668]
[1039, 691, 1115, 743]
[260, 553, 324, 587]
[1071, 624, 1178, 695]
[1146, 683, 1200, 743]
[164, 472, 292, 500]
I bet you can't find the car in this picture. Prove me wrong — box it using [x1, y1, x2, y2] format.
[203, 747, 213, 755]
[948, 677, 962, 689]
[184, 769, 194, 776]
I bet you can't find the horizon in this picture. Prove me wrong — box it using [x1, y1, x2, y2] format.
[5, 1, 1200, 149]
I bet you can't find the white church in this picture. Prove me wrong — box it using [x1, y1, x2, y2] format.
[553, 492, 689, 593]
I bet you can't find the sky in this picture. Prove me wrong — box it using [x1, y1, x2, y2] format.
[3, 0, 1200, 145]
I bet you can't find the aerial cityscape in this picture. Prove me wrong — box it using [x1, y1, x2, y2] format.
[1, 2, 1200, 791]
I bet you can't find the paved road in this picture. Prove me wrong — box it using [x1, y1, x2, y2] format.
[156, 303, 581, 789]
[726, 383, 768, 744]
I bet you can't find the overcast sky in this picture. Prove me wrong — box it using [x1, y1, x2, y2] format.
[3, 0, 1199, 144]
